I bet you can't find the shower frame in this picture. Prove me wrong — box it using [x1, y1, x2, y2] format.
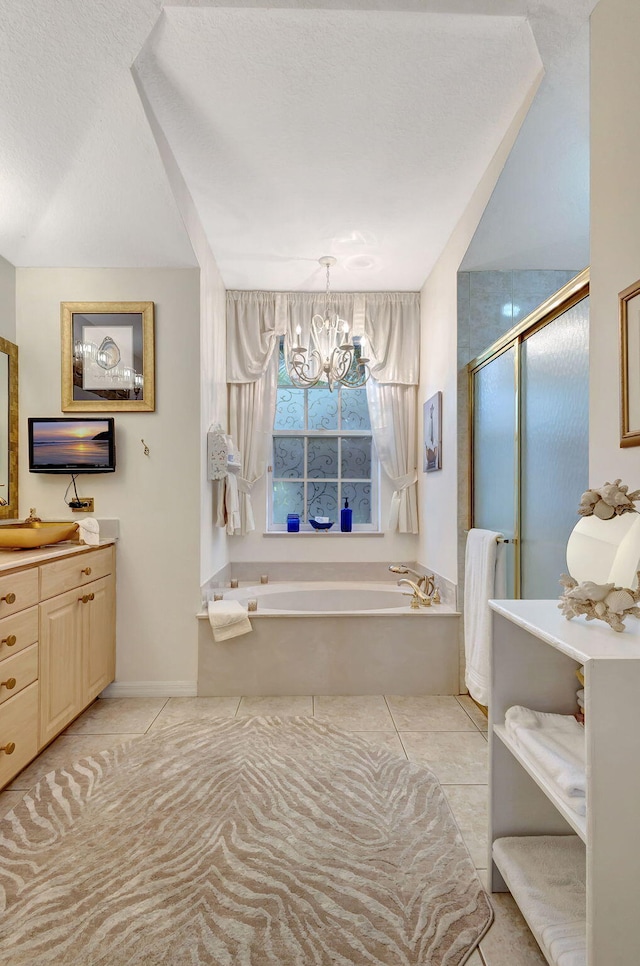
[467, 268, 590, 599]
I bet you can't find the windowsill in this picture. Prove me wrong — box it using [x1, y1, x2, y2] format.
[263, 531, 385, 537]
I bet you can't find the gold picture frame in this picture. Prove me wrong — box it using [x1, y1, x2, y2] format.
[0, 336, 18, 519]
[61, 301, 155, 412]
[620, 280, 640, 447]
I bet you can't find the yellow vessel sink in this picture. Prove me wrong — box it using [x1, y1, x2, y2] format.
[0, 521, 79, 549]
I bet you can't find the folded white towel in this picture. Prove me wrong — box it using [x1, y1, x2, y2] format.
[505, 706, 586, 810]
[576, 689, 584, 708]
[207, 600, 253, 642]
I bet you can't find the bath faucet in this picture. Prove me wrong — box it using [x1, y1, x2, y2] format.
[397, 578, 432, 607]
[389, 565, 435, 597]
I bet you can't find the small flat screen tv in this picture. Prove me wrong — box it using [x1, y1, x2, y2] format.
[28, 417, 116, 474]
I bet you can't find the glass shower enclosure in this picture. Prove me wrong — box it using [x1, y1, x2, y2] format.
[469, 270, 590, 599]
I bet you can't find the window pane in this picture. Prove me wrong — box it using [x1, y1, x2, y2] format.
[273, 437, 304, 478]
[274, 387, 304, 430]
[342, 482, 372, 524]
[273, 481, 304, 524]
[308, 482, 338, 521]
[278, 342, 293, 386]
[308, 388, 338, 430]
[341, 437, 371, 478]
[340, 388, 371, 430]
[307, 438, 338, 478]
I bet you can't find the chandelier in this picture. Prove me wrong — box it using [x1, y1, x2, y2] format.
[285, 256, 370, 391]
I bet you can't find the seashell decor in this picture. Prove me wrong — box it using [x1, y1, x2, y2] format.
[578, 479, 640, 519]
[558, 572, 640, 632]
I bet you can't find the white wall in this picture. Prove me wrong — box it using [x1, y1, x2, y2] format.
[131, 64, 229, 586]
[0, 255, 15, 343]
[590, 0, 640, 486]
[418, 71, 542, 586]
[16, 267, 202, 690]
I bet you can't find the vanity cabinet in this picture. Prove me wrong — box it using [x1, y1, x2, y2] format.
[489, 599, 640, 966]
[0, 543, 115, 788]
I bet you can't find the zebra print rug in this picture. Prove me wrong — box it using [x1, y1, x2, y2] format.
[0, 717, 491, 965]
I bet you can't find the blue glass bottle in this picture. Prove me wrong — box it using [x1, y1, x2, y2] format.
[340, 498, 352, 532]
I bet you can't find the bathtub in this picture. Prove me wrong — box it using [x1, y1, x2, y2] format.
[198, 581, 460, 696]
[222, 581, 435, 615]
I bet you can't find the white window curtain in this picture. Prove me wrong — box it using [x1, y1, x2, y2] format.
[226, 289, 420, 535]
[363, 294, 420, 534]
[226, 292, 283, 534]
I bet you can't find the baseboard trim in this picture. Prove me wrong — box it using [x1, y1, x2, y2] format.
[101, 681, 198, 698]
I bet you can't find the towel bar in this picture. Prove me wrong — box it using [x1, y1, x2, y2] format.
[464, 530, 516, 544]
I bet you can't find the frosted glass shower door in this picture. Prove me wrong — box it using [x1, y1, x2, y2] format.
[520, 298, 589, 599]
[472, 345, 517, 597]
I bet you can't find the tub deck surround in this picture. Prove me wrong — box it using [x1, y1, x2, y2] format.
[198, 580, 460, 696]
[202, 581, 459, 617]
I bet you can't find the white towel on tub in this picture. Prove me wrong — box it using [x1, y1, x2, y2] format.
[207, 600, 253, 642]
[464, 528, 505, 706]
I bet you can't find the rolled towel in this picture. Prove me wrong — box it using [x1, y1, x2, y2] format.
[78, 518, 100, 546]
[576, 688, 585, 708]
[207, 600, 253, 642]
[505, 705, 586, 806]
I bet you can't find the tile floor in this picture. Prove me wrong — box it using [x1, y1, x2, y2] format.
[0, 693, 546, 966]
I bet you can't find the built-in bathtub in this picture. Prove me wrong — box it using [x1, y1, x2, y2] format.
[197, 581, 460, 696]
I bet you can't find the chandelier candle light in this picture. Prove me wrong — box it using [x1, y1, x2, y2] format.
[286, 256, 370, 391]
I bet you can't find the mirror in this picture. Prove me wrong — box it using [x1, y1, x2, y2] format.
[566, 514, 640, 589]
[0, 336, 18, 519]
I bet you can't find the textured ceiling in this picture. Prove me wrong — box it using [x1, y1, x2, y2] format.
[0, 1, 596, 286]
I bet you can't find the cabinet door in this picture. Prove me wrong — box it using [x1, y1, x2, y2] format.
[84, 575, 115, 703]
[39, 588, 83, 746]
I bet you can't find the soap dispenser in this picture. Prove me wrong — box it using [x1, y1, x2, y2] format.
[340, 497, 353, 533]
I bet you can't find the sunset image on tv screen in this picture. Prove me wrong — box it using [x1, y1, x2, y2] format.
[32, 421, 110, 467]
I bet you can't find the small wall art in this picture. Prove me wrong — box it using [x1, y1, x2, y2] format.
[61, 301, 155, 412]
[423, 391, 442, 472]
[620, 279, 640, 446]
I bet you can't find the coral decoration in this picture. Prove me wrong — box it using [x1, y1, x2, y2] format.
[558, 572, 640, 632]
[577, 479, 640, 519]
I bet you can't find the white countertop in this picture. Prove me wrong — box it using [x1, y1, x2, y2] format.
[490, 597, 640, 661]
[0, 539, 115, 573]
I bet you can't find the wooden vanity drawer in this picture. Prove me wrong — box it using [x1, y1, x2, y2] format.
[40, 547, 113, 600]
[0, 643, 38, 707]
[0, 568, 39, 617]
[0, 607, 38, 661]
[0, 681, 39, 788]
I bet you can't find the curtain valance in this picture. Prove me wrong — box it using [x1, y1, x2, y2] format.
[227, 290, 420, 385]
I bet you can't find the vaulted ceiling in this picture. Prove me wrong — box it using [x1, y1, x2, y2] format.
[0, 1, 596, 289]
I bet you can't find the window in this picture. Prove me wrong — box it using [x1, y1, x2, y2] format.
[268, 340, 378, 530]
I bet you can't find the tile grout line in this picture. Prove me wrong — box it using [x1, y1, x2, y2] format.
[144, 697, 171, 733]
[454, 694, 488, 734]
[382, 695, 400, 736]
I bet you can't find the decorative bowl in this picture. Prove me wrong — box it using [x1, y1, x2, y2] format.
[309, 519, 334, 531]
[0, 521, 79, 550]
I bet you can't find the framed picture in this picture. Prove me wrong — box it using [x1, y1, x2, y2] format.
[423, 391, 442, 472]
[620, 280, 640, 446]
[61, 302, 155, 412]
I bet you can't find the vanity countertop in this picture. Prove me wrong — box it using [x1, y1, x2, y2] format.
[0, 539, 115, 574]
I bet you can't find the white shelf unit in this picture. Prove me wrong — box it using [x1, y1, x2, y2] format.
[489, 599, 640, 966]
